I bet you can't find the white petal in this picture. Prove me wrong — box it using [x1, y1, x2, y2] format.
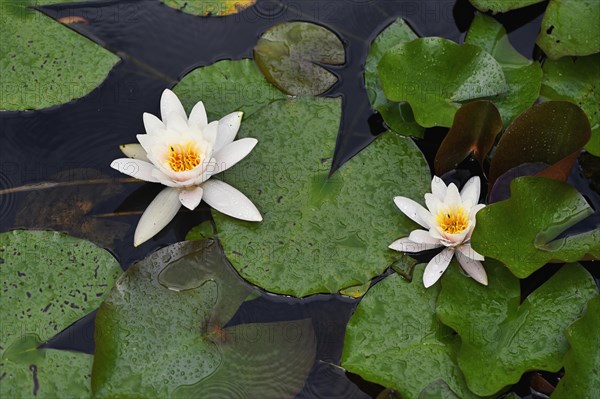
[423, 248, 454, 288]
[389, 237, 441, 253]
[160, 89, 187, 125]
[424, 193, 442, 215]
[214, 112, 243, 152]
[134, 187, 182, 247]
[461, 176, 481, 209]
[120, 144, 149, 162]
[165, 111, 189, 133]
[393, 196, 431, 228]
[456, 250, 488, 285]
[444, 183, 462, 206]
[457, 244, 485, 261]
[408, 229, 442, 245]
[202, 121, 219, 146]
[188, 101, 207, 130]
[212, 138, 257, 175]
[137, 134, 157, 155]
[202, 179, 262, 222]
[143, 112, 166, 135]
[110, 158, 160, 183]
[431, 176, 447, 200]
[470, 203, 486, 218]
[151, 169, 179, 187]
[179, 186, 204, 210]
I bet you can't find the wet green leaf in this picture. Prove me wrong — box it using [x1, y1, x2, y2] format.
[465, 13, 542, 126]
[0, 1, 119, 111]
[537, 0, 600, 59]
[434, 100, 503, 175]
[365, 18, 424, 137]
[0, 230, 121, 398]
[161, 0, 256, 16]
[175, 59, 430, 297]
[488, 101, 591, 189]
[437, 260, 598, 397]
[541, 54, 600, 156]
[341, 268, 476, 399]
[468, 0, 544, 13]
[418, 380, 461, 399]
[185, 220, 216, 241]
[552, 295, 600, 398]
[93, 240, 316, 398]
[378, 37, 507, 127]
[471, 176, 600, 278]
[254, 22, 345, 96]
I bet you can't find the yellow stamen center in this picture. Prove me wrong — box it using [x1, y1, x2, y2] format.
[167, 142, 202, 172]
[436, 207, 469, 234]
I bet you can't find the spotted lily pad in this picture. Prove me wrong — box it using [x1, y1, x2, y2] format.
[541, 54, 600, 156]
[174, 59, 430, 297]
[92, 240, 316, 398]
[161, 0, 256, 16]
[436, 260, 598, 396]
[341, 267, 476, 399]
[468, 0, 545, 13]
[378, 37, 507, 127]
[365, 18, 424, 137]
[0, 0, 119, 111]
[465, 13, 542, 126]
[537, 0, 600, 59]
[552, 295, 600, 398]
[0, 230, 121, 398]
[471, 176, 600, 278]
[254, 21, 345, 96]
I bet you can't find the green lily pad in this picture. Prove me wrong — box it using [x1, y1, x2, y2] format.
[254, 21, 345, 96]
[537, 0, 600, 59]
[468, 0, 545, 13]
[436, 260, 598, 397]
[488, 101, 592, 189]
[471, 176, 600, 278]
[418, 380, 461, 399]
[174, 59, 430, 297]
[541, 54, 600, 156]
[0, 0, 119, 111]
[552, 295, 600, 398]
[93, 240, 316, 398]
[465, 13, 542, 126]
[378, 37, 507, 127]
[365, 18, 424, 137]
[161, 0, 256, 16]
[341, 267, 475, 399]
[0, 230, 121, 398]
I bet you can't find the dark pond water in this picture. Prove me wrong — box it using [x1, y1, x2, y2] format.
[1, 0, 597, 398]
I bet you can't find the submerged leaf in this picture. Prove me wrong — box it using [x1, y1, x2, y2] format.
[341, 268, 475, 399]
[378, 37, 507, 127]
[436, 260, 598, 396]
[254, 22, 345, 96]
[0, 230, 121, 398]
[471, 176, 600, 278]
[161, 0, 256, 16]
[468, 0, 545, 13]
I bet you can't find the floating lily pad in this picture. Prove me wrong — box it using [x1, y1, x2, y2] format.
[468, 0, 544, 13]
[436, 260, 598, 397]
[471, 176, 600, 278]
[93, 240, 316, 398]
[365, 18, 424, 137]
[488, 101, 591, 189]
[537, 0, 600, 59]
[0, 230, 121, 398]
[541, 54, 600, 156]
[418, 380, 461, 399]
[378, 37, 507, 127]
[174, 59, 430, 297]
[0, 0, 119, 111]
[434, 100, 503, 175]
[552, 295, 600, 398]
[465, 13, 542, 126]
[341, 268, 475, 399]
[254, 21, 345, 96]
[161, 0, 256, 16]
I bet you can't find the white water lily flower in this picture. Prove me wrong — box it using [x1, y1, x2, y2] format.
[389, 176, 487, 288]
[111, 89, 262, 246]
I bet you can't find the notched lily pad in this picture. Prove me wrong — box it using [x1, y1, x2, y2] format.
[161, 0, 256, 16]
[0, 1, 119, 110]
[468, 0, 545, 13]
[92, 240, 316, 398]
[254, 21, 345, 96]
[378, 37, 507, 127]
[0, 230, 121, 398]
[471, 176, 600, 278]
[436, 260, 598, 397]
